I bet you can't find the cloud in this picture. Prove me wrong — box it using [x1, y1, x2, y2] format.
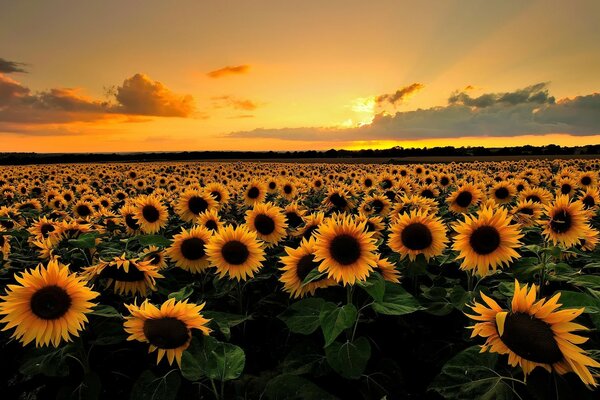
[375, 83, 424, 108]
[112, 73, 194, 117]
[0, 73, 195, 131]
[206, 65, 250, 78]
[227, 83, 600, 142]
[0, 58, 28, 74]
[211, 95, 259, 111]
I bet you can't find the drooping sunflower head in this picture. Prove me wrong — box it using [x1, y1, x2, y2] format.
[313, 215, 378, 286]
[0, 259, 98, 347]
[140, 245, 168, 269]
[124, 298, 211, 367]
[175, 189, 218, 222]
[467, 280, 600, 387]
[166, 225, 213, 273]
[388, 210, 448, 261]
[81, 254, 163, 296]
[206, 224, 266, 281]
[542, 195, 589, 248]
[452, 206, 523, 277]
[245, 202, 288, 246]
[279, 237, 337, 298]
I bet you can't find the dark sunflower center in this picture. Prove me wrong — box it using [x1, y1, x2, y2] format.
[76, 204, 92, 217]
[421, 189, 434, 199]
[582, 196, 595, 209]
[401, 222, 433, 250]
[254, 214, 276, 235]
[99, 264, 146, 282]
[581, 176, 592, 186]
[495, 187, 509, 199]
[364, 179, 373, 187]
[516, 184, 525, 192]
[284, 185, 293, 194]
[221, 240, 250, 265]
[286, 212, 303, 228]
[469, 226, 501, 255]
[382, 179, 392, 189]
[148, 253, 162, 265]
[371, 200, 384, 213]
[519, 207, 534, 215]
[247, 187, 260, 199]
[30, 285, 72, 320]
[329, 193, 347, 208]
[125, 214, 140, 230]
[142, 205, 160, 223]
[1, 220, 14, 229]
[205, 219, 218, 231]
[440, 177, 450, 186]
[0, 236, 4, 246]
[384, 190, 396, 201]
[455, 191, 473, 208]
[550, 210, 572, 233]
[188, 196, 208, 214]
[526, 195, 541, 203]
[143, 317, 189, 349]
[329, 234, 361, 265]
[180, 237, 206, 260]
[302, 225, 318, 240]
[365, 221, 376, 232]
[268, 182, 276, 190]
[560, 184, 572, 194]
[500, 312, 563, 364]
[41, 223, 55, 237]
[296, 254, 320, 281]
[211, 191, 222, 202]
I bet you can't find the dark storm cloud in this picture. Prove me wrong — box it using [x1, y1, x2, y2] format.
[0, 58, 28, 74]
[375, 83, 424, 107]
[227, 83, 600, 141]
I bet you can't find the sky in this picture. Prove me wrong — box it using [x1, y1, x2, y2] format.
[1, 0, 600, 152]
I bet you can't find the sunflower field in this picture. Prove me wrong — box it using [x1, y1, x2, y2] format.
[1, 160, 599, 399]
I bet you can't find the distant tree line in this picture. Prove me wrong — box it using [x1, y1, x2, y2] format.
[1, 144, 599, 165]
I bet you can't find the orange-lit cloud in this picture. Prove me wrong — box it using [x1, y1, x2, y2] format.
[0, 72, 195, 133]
[227, 83, 600, 142]
[206, 65, 250, 78]
[375, 83, 424, 110]
[211, 95, 259, 111]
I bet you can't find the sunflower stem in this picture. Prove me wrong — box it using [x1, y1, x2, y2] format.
[209, 379, 219, 400]
[346, 285, 353, 306]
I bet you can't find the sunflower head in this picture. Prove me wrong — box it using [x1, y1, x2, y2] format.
[388, 210, 448, 261]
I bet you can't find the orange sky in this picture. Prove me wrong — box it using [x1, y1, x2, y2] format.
[1, 0, 600, 152]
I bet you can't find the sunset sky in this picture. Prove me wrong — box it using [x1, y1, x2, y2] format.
[2, 0, 600, 152]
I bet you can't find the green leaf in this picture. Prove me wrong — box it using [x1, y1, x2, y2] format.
[203, 311, 250, 340]
[429, 346, 516, 400]
[357, 271, 386, 302]
[137, 234, 171, 247]
[130, 370, 181, 400]
[264, 374, 337, 400]
[372, 282, 424, 316]
[320, 304, 357, 347]
[557, 290, 600, 329]
[568, 275, 600, 289]
[184, 336, 245, 381]
[180, 350, 203, 381]
[301, 268, 328, 285]
[91, 304, 122, 318]
[279, 298, 325, 334]
[325, 337, 371, 379]
[168, 285, 194, 301]
[68, 233, 97, 249]
[19, 345, 74, 377]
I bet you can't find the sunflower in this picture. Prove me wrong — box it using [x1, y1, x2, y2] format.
[313, 216, 378, 286]
[175, 189, 218, 222]
[578, 171, 597, 188]
[279, 238, 337, 298]
[452, 206, 523, 277]
[167, 226, 213, 273]
[542, 195, 590, 248]
[294, 212, 325, 240]
[206, 225, 266, 281]
[447, 182, 482, 213]
[0, 227, 11, 261]
[360, 194, 392, 217]
[133, 195, 169, 234]
[204, 182, 230, 208]
[579, 187, 600, 212]
[375, 256, 401, 283]
[197, 209, 223, 232]
[243, 180, 267, 206]
[356, 213, 386, 241]
[120, 204, 142, 235]
[0, 259, 98, 347]
[510, 199, 543, 227]
[245, 202, 288, 246]
[27, 217, 58, 241]
[82, 254, 163, 296]
[124, 298, 211, 367]
[556, 177, 578, 197]
[467, 280, 600, 386]
[284, 203, 306, 231]
[280, 179, 298, 200]
[489, 182, 516, 205]
[388, 210, 448, 261]
[323, 188, 354, 212]
[140, 245, 168, 269]
[520, 186, 553, 205]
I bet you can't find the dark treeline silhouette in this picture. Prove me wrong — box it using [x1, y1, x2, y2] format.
[1, 144, 599, 165]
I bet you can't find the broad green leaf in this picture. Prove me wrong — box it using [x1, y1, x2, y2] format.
[372, 282, 423, 316]
[183, 336, 245, 381]
[357, 271, 386, 302]
[264, 374, 337, 400]
[301, 268, 328, 286]
[19, 345, 74, 377]
[91, 304, 122, 318]
[568, 275, 600, 289]
[279, 297, 325, 334]
[168, 285, 194, 301]
[320, 304, 357, 347]
[137, 234, 171, 247]
[68, 233, 97, 249]
[130, 370, 181, 400]
[203, 311, 250, 340]
[325, 337, 371, 379]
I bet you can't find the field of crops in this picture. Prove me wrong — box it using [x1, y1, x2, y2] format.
[1, 159, 599, 399]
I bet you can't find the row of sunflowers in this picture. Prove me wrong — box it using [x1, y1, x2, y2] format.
[0, 159, 599, 399]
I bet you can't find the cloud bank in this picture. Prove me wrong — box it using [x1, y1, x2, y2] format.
[227, 83, 600, 141]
